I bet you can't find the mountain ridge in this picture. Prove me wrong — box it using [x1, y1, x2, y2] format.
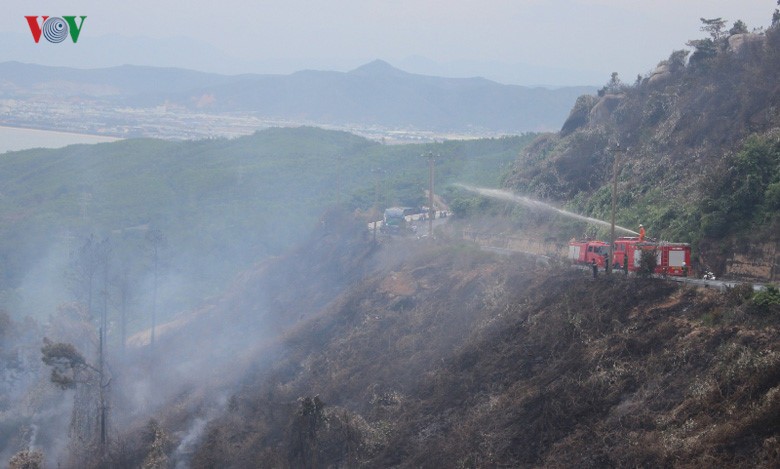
[503, 24, 780, 280]
[0, 60, 595, 133]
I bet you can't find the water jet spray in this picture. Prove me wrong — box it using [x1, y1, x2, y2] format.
[455, 184, 639, 235]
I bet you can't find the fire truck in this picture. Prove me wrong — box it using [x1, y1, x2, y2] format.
[569, 236, 691, 276]
[568, 239, 610, 268]
[612, 237, 691, 276]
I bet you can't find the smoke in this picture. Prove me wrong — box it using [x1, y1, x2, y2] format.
[11, 238, 72, 322]
[27, 424, 38, 450]
[455, 184, 640, 235]
[173, 417, 209, 469]
[0, 203, 371, 467]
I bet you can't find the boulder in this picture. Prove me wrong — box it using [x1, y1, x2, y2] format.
[647, 63, 671, 85]
[727, 33, 765, 56]
[588, 94, 624, 125]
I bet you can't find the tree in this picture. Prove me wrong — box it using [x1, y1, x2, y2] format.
[687, 38, 717, 65]
[687, 18, 729, 66]
[64, 235, 114, 460]
[775, 1, 780, 29]
[637, 249, 658, 277]
[729, 20, 748, 36]
[145, 229, 166, 349]
[112, 267, 136, 356]
[8, 450, 44, 469]
[667, 49, 690, 72]
[598, 72, 623, 96]
[41, 338, 89, 389]
[288, 396, 326, 468]
[41, 337, 112, 461]
[700, 17, 727, 41]
[0, 309, 10, 340]
[141, 420, 172, 469]
[66, 235, 102, 320]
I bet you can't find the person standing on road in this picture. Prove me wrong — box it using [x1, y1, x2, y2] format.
[592, 259, 598, 278]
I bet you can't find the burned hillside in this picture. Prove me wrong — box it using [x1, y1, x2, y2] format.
[161, 227, 780, 468]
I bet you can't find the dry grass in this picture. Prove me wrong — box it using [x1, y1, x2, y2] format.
[107, 216, 779, 468]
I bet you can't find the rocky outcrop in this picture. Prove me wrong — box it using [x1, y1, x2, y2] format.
[647, 63, 671, 85]
[588, 93, 624, 126]
[725, 240, 780, 281]
[728, 33, 766, 56]
[560, 94, 599, 136]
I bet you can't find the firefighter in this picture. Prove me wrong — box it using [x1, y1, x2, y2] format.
[591, 259, 598, 278]
[623, 254, 629, 275]
[639, 224, 646, 241]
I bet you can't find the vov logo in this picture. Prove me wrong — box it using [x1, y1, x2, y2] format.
[25, 16, 87, 43]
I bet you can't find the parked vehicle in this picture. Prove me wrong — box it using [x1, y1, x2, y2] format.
[569, 236, 692, 277]
[568, 239, 609, 268]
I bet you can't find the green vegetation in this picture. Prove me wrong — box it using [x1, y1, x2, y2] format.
[638, 249, 658, 277]
[751, 284, 780, 314]
[503, 12, 780, 277]
[698, 134, 780, 238]
[0, 127, 535, 324]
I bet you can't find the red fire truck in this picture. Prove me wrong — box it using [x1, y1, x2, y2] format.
[568, 239, 609, 268]
[568, 236, 691, 276]
[612, 237, 691, 276]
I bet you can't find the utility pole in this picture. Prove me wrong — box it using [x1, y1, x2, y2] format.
[336, 154, 342, 205]
[145, 229, 165, 351]
[608, 143, 624, 274]
[98, 238, 110, 452]
[422, 151, 438, 238]
[371, 168, 382, 243]
[98, 326, 108, 450]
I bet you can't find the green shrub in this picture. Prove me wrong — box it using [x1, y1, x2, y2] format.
[748, 285, 780, 316]
[637, 249, 658, 277]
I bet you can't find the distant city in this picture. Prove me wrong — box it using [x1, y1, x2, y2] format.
[0, 60, 587, 144]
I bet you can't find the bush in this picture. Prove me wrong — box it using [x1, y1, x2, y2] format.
[9, 450, 43, 469]
[724, 283, 755, 306]
[637, 249, 658, 277]
[749, 285, 780, 315]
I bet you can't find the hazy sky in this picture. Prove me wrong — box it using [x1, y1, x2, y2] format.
[2, 0, 777, 85]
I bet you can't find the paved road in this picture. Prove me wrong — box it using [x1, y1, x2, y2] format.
[480, 244, 770, 291]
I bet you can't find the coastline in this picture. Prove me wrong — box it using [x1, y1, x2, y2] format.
[0, 125, 121, 153]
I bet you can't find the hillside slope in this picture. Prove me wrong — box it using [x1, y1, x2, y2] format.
[11, 205, 778, 467]
[178, 223, 780, 468]
[68, 210, 773, 468]
[503, 16, 780, 280]
[0, 128, 533, 323]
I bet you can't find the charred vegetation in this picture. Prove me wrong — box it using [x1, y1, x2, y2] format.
[172, 225, 779, 468]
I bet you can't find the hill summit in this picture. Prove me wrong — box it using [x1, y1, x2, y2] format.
[348, 59, 408, 77]
[504, 15, 780, 280]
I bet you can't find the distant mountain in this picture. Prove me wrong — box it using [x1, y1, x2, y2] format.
[396, 55, 607, 88]
[0, 60, 594, 133]
[161, 59, 594, 132]
[0, 61, 244, 96]
[1, 29, 608, 86]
